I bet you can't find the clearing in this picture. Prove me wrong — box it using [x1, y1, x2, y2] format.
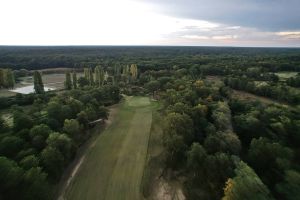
[0, 72, 83, 97]
[275, 71, 298, 81]
[64, 96, 158, 200]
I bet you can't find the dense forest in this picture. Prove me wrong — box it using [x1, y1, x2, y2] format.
[1, 46, 300, 72]
[0, 46, 300, 200]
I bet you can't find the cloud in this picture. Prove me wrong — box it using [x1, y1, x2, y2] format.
[137, 0, 300, 31]
[162, 22, 300, 47]
[276, 32, 300, 39]
[0, 0, 299, 46]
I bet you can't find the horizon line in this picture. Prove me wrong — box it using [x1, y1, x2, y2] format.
[0, 44, 300, 49]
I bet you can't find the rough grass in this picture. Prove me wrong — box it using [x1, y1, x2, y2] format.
[0, 89, 16, 97]
[141, 108, 164, 199]
[65, 96, 158, 200]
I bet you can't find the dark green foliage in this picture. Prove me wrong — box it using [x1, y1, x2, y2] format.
[287, 73, 300, 87]
[0, 136, 24, 158]
[276, 170, 300, 200]
[41, 146, 64, 180]
[1, 46, 300, 199]
[145, 80, 160, 96]
[33, 71, 44, 94]
[72, 72, 77, 89]
[0, 156, 23, 194]
[13, 111, 34, 131]
[21, 167, 50, 200]
[77, 77, 89, 87]
[19, 155, 39, 170]
[64, 72, 72, 90]
[248, 137, 293, 188]
[223, 161, 273, 200]
[29, 124, 52, 150]
[204, 132, 241, 155]
[187, 143, 207, 177]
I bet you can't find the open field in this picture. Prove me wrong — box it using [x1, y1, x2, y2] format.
[18, 73, 84, 90]
[231, 89, 289, 107]
[65, 96, 158, 200]
[275, 71, 298, 80]
[0, 72, 83, 97]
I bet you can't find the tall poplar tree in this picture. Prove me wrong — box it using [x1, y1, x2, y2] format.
[33, 71, 44, 94]
[72, 72, 77, 89]
[65, 72, 72, 90]
[0, 69, 5, 88]
[89, 68, 94, 86]
[130, 64, 138, 80]
[95, 66, 100, 86]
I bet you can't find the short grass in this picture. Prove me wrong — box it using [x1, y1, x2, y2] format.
[65, 96, 158, 200]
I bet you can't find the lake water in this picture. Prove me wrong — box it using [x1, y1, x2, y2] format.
[9, 85, 55, 94]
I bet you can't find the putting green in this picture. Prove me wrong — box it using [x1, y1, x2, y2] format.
[65, 96, 155, 200]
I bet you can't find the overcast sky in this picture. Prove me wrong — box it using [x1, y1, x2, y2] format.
[0, 0, 299, 47]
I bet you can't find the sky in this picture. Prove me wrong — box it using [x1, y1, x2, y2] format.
[0, 0, 299, 47]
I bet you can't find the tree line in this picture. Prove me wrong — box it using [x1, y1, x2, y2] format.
[140, 67, 300, 200]
[0, 74, 120, 199]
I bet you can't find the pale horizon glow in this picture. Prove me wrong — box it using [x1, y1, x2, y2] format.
[0, 0, 299, 47]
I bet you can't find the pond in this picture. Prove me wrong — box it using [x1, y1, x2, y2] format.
[9, 85, 55, 94]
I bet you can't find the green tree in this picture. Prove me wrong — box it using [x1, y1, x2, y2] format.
[164, 112, 194, 144]
[0, 136, 24, 158]
[212, 102, 232, 131]
[29, 124, 52, 150]
[72, 72, 77, 89]
[33, 71, 44, 94]
[145, 80, 160, 97]
[95, 65, 102, 87]
[77, 77, 89, 88]
[204, 132, 241, 155]
[40, 146, 64, 180]
[248, 137, 293, 187]
[89, 68, 94, 86]
[222, 161, 273, 200]
[13, 111, 34, 131]
[0, 156, 23, 192]
[76, 111, 89, 128]
[46, 132, 73, 163]
[65, 72, 72, 90]
[130, 64, 138, 80]
[187, 143, 207, 178]
[84, 68, 89, 80]
[0, 68, 4, 88]
[21, 167, 50, 200]
[164, 134, 187, 167]
[63, 119, 81, 138]
[19, 155, 39, 170]
[276, 170, 300, 200]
